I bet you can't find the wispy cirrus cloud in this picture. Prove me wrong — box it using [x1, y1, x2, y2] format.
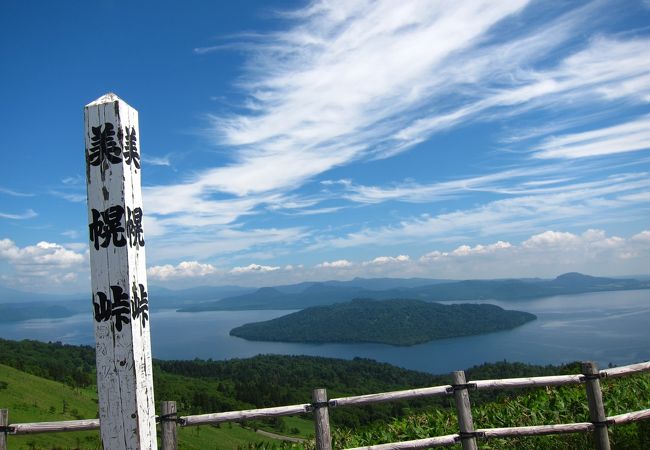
[0, 209, 37, 220]
[317, 172, 650, 249]
[395, 35, 650, 147]
[0, 187, 34, 197]
[148, 1, 649, 232]
[146, 225, 308, 263]
[148, 1, 532, 224]
[324, 166, 565, 204]
[135, 0, 650, 270]
[143, 155, 172, 167]
[533, 116, 650, 159]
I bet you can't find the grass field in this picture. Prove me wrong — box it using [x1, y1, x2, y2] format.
[0, 364, 288, 450]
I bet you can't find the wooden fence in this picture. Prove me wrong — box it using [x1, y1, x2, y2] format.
[1, 360, 649, 449]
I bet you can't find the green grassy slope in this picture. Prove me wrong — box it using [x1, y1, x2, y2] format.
[0, 364, 280, 450]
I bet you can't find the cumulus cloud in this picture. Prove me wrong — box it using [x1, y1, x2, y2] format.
[148, 261, 219, 280]
[316, 259, 353, 269]
[417, 229, 649, 278]
[0, 239, 84, 267]
[230, 263, 281, 274]
[421, 241, 512, 261]
[0, 239, 87, 291]
[364, 255, 410, 265]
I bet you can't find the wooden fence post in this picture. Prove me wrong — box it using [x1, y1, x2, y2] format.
[583, 361, 611, 450]
[160, 401, 178, 450]
[0, 409, 8, 450]
[312, 388, 332, 450]
[85, 93, 157, 449]
[452, 370, 478, 450]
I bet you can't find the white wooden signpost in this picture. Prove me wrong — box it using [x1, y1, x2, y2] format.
[84, 93, 157, 449]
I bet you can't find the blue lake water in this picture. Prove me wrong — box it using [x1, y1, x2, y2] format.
[1, 290, 648, 375]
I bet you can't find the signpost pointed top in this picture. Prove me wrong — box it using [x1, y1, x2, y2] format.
[86, 92, 125, 107]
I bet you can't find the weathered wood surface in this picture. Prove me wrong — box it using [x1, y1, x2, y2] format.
[313, 389, 332, 450]
[0, 409, 8, 450]
[479, 422, 594, 437]
[583, 362, 610, 450]
[181, 404, 311, 426]
[160, 401, 177, 450]
[85, 93, 156, 449]
[473, 374, 583, 390]
[10, 419, 100, 435]
[452, 371, 477, 450]
[601, 361, 650, 378]
[344, 434, 458, 450]
[332, 385, 450, 407]
[609, 408, 650, 424]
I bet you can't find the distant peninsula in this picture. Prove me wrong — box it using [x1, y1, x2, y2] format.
[229, 298, 537, 346]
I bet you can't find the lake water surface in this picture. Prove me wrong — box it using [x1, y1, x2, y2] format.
[1, 290, 648, 374]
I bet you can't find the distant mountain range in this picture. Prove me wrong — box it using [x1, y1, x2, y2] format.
[0, 273, 647, 322]
[181, 272, 650, 312]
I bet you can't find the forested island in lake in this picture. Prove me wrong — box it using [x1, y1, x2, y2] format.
[229, 298, 537, 345]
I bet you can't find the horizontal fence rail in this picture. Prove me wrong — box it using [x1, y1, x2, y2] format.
[345, 409, 650, 450]
[2, 360, 649, 450]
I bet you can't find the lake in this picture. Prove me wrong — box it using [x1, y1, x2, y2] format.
[1, 289, 648, 375]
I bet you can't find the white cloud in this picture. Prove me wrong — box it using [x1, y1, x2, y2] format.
[534, 116, 650, 159]
[148, 261, 219, 280]
[318, 172, 650, 249]
[421, 241, 512, 261]
[0, 209, 37, 220]
[230, 263, 281, 274]
[0, 239, 84, 267]
[123, 1, 650, 252]
[146, 226, 308, 263]
[50, 191, 86, 203]
[522, 230, 579, 249]
[395, 34, 650, 149]
[451, 241, 512, 256]
[416, 229, 650, 278]
[0, 239, 87, 291]
[61, 230, 80, 239]
[143, 155, 171, 167]
[316, 259, 353, 269]
[364, 255, 410, 265]
[145, 0, 533, 229]
[332, 166, 562, 204]
[0, 187, 33, 197]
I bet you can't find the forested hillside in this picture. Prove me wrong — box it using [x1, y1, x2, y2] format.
[1, 338, 648, 449]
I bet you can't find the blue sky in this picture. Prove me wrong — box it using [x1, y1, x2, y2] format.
[1, 0, 649, 293]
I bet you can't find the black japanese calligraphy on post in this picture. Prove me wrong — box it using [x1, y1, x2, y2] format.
[93, 285, 131, 332]
[131, 282, 149, 328]
[89, 206, 127, 250]
[126, 206, 145, 247]
[123, 127, 141, 169]
[87, 123, 122, 167]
